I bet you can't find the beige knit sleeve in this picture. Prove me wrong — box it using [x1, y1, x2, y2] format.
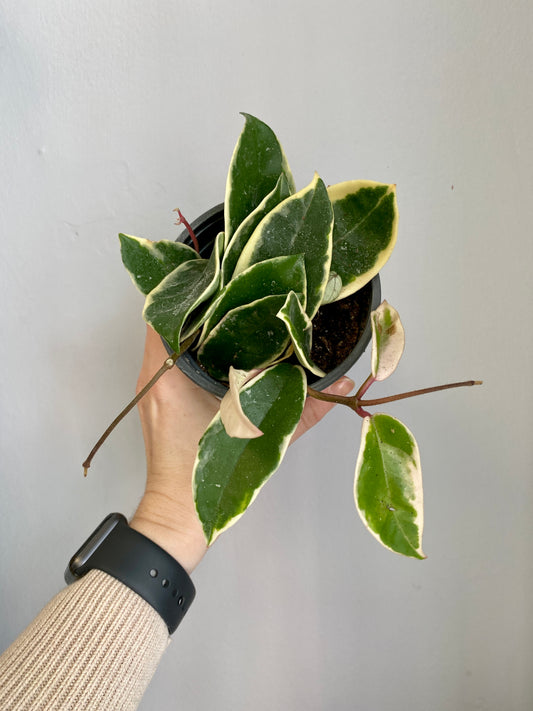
[0, 569, 170, 710]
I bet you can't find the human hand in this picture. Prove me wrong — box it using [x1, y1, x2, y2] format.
[130, 327, 354, 572]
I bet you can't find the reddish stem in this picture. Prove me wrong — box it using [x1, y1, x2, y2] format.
[306, 386, 359, 411]
[174, 209, 200, 254]
[359, 380, 482, 407]
[355, 405, 372, 418]
[355, 373, 376, 401]
[307, 379, 482, 419]
[306, 386, 371, 419]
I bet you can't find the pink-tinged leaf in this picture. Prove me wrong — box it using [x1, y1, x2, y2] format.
[371, 301, 405, 381]
[219, 367, 263, 439]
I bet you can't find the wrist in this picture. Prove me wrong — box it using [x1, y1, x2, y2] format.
[130, 491, 207, 574]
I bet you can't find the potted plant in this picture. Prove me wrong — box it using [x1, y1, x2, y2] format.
[160, 202, 381, 399]
[83, 114, 480, 559]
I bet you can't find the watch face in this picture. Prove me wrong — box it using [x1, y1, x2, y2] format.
[64, 513, 125, 583]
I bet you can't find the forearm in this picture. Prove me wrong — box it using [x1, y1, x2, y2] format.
[0, 570, 169, 711]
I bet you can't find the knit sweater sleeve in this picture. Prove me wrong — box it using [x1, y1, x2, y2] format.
[0, 569, 170, 710]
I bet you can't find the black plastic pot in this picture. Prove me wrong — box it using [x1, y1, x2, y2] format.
[165, 204, 381, 398]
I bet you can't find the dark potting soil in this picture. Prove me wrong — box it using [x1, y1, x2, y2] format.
[310, 286, 372, 373]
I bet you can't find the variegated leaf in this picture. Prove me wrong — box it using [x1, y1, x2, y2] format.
[277, 291, 325, 377]
[143, 232, 223, 351]
[355, 414, 425, 559]
[233, 173, 333, 319]
[219, 367, 263, 439]
[198, 254, 307, 346]
[221, 173, 292, 285]
[119, 234, 199, 295]
[328, 181, 398, 300]
[194, 363, 306, 544]
[371, 301, 405, 381]
[224, 113, 295, 245]
[196, 293, 292, 380]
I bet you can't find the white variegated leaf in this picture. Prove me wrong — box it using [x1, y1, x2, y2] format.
[119, 234, 200, 295]
[142, 232, 223, 351]
[219, 367, 263, 439]
[224, 114, 295, 245]
[276, 292, 325, 377]
[196, 293, 294, 380]
[371, 300, 405, 381]
[354, 413, 425, 559]
[234, 173, 333, 319]
[193, 363, 306, 544]
[328, 181, 398, 300]
[221, 173, 292, 285]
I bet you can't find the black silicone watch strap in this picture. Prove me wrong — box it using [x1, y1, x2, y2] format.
[67, 514, 195, 634]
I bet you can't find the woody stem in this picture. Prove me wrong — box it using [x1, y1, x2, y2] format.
[82, 334, 197, 476]
[359, 380, 482, 407]
[307, 379, 482, 418]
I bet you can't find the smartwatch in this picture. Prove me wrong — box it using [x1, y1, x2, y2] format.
[65, 513, 195, 634]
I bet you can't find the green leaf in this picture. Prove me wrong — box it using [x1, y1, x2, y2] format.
[224, 113, 295, 245]
[328, 181, 398, 300]
[234, 173, 333, 318]
[354, 414, 425, 559]
[371, 300, 405, 381]
[198, 254, 307, 346]
[196, 293, 292, 380]
[193, 363, 306, 544]
[277, 291, 325, 377]
[119, 234, 199, 295]
[142, 232, 223, 351]
[221, 173, 292, 286]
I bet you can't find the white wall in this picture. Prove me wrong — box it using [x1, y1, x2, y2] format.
[1, 1, 532, 709]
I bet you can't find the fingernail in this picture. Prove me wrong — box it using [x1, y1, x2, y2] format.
[330, 376, 355, 395]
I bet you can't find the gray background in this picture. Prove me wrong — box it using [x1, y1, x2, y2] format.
[1, 1, 532, 709]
